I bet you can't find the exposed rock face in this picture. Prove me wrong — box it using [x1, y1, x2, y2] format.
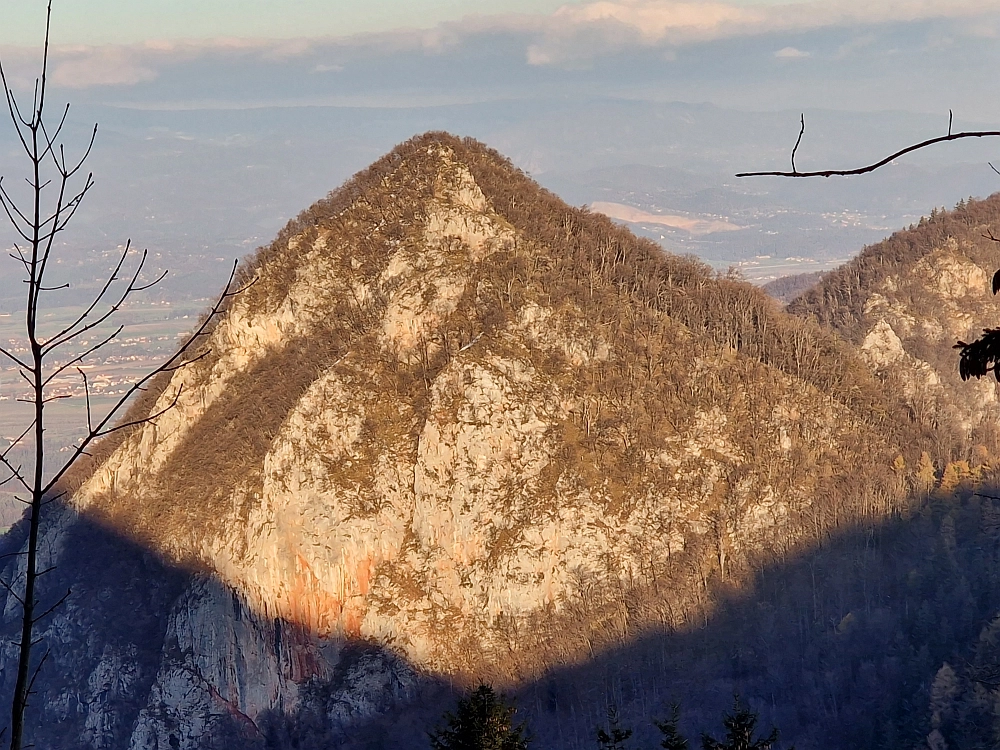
[0, 133, 905, 748]
[791, 205, 1000, 446]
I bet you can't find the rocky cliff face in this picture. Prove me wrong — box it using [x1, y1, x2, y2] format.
[0, 133, 911, 748]
[789, 197, 1000, 455]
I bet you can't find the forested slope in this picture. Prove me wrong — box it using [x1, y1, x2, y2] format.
[789, 195, 1000, 459]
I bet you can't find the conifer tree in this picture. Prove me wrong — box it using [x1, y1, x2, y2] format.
[429, 683, 530, 750]
[700, 696, 783, 750]
[654, 704, 689, 750]
[596, 705, 632, 750]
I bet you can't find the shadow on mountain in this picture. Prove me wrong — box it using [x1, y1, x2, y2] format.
[0, 483, 998, 750]
[0, 502, 438, 750]
[323, 486, 1000, 750]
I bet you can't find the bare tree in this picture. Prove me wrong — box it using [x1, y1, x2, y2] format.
[0, 5, 246, 748]
[737, 111, 1000, 380]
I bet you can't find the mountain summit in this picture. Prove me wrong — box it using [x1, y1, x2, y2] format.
[1, 133, 911, 748]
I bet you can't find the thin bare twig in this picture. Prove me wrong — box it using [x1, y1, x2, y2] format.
[738, 122, 1000, 178]
[42, 325, 123, 386]
[791, 114, 805, 175]
[41, 261, 249, 497]
[78, 368, 92, 434]
[0, 577, 24, 607]
[31, 590, 70, 626]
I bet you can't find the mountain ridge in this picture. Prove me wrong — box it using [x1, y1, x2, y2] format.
[788, 194, 1000, 457]
[0, 131, 948, 749]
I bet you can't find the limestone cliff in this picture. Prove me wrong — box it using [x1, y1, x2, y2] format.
[0, 133, 909, 748]
[789, 197, 1000, 455]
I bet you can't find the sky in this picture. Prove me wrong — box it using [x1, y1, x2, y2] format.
[0, 0, 996, 116]
[2, 0, 790, 45]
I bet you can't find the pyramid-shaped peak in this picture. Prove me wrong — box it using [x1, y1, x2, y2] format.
[32, 133, 907, 749]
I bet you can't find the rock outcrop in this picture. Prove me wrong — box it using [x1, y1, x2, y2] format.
[790, 198, 1000, 451]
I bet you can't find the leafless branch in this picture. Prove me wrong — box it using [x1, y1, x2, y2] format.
[0, 345, 29, 371]
[0, 454, 29, 493]
[790, 114, 805, 175]
[31, 590, 69, 625]
[0, 577, 24, 607]
[41, 246, 144, 354]
[41, 261, 248, 497]
[39, 395, 71, 404]
[0, 6, 250, 746]
[0, 180, 33, 232]
[41, 243, 132, 349]
[42, 326, 123, 386]
[2, 421, 36, 462]
[23, 649, 49, 704]
[78, 368, 92, 434]
[738, 115, 1000, 178]
[38, 490, 65, 508]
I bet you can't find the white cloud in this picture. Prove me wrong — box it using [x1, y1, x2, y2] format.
[774, 46, 810, 58]
[549, 1, 755, 43]
[1, 0, 998, 89]
[51, 47, 157, 88]
[524, 0, 1000, 64]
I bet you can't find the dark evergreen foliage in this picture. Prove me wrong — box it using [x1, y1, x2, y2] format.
[654, 704, 689, 750]
[429, 684, 531, 750]
[595, 706, 632, 749]
[700, 697, 781, 750]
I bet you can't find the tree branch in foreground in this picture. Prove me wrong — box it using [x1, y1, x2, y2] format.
[737, 110, 1000, 384]
[736, 112, 1000, 178]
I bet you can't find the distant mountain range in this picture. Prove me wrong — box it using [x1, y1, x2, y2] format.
[3, 98, 998, 306]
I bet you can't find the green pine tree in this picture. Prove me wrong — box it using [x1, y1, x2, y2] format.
[654, 704, 689, 750]
[701, 696, 784, 750]
[596, 705, 633, 749]
[428, 683, 531, 750]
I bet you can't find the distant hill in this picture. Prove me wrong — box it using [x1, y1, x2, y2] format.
[762, 271, 826, 304]
[789, 195, 1000, 456]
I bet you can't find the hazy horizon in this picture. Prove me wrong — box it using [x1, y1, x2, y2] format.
[4, 0, 1000, 301]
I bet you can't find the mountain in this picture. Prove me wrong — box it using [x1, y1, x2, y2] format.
[789, 196, 1000, 458]
[0, 133, 983, 749]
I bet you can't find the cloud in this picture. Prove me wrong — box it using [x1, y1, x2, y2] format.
[549, 1, 754, 43]
[774, 46, 810, 58]
[523, 0, 1000, 64]
[51, 47, 157, 88]
[1, 0, 998, 90]
[0, 37, 301, 90]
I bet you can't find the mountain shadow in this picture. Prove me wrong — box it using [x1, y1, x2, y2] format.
[326, 482, 1000, 750]
[2, 481, 998, 750]
[0, 501, 435, 750]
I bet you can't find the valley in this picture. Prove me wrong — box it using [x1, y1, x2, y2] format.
[0, 300, 207, 528]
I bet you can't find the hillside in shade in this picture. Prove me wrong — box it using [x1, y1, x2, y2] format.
[0, 133, 997, 750]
